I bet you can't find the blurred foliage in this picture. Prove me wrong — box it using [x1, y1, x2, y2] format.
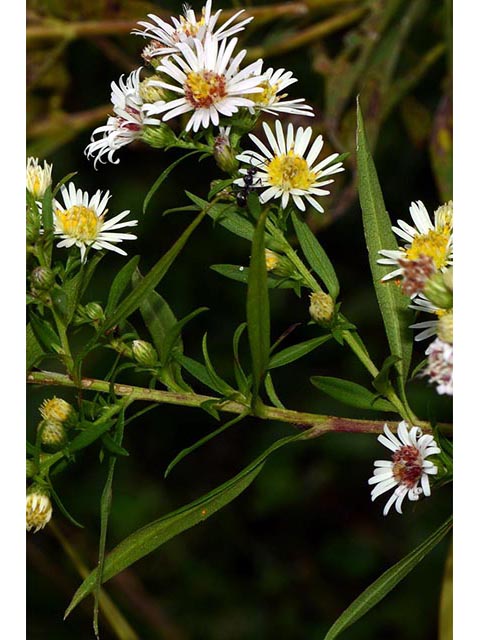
[27, 0, 452, 638]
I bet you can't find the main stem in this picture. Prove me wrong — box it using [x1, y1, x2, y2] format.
[27, 371, 451, 436]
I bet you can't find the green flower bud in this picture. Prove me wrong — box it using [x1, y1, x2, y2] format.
[264, 250, 294, 278]
[132, 340, 157, 367]
[309, 291, 335, 327]
[213, 128, 238, 174]
[437, 310, 453, 344]
[26, 459, 38, 479]
[39, 420, 68, 451]
[40, 397, 76, 427]
[30, 266, 55, 291]
[141, 123, 177, 149]
[423, 272, 453, 310]
[85, 302, 105, 322]
[26, 485, 53, 533]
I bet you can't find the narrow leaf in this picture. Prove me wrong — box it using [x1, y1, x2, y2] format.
[143, 151, 201, 214]
[27, 322, 45, 370]
[310, 376, 396, 412]
[247, 208, 270, 403]
[186, 192, 255, 242]
[65, 430, 306, 616]
[105, 255, 140, 318]
[292, 213, 340, 299]
[175, 353, 229, 396]
[265, 372, 285, 409]
[356, 100, 413, 384]
[29, 312, 60, 352]
[211, 264, 298, 289]
[102, 209, 207, 331]
[323, 516, 452, 640]
[161, 307, 208, 366]
[269, 335, 331, 370]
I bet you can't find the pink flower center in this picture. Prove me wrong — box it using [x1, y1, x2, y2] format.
[392, 445, 423, 487]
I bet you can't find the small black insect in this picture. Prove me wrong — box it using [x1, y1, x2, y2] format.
[236, 166, 259, 208]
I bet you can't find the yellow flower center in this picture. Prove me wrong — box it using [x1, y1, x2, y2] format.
[184, 71, 227, 108]
[266, 152, 316, 190]
[247, 81, 279, 105]
[55, 205, 102, 242]
[265, 249, 279, 271]
[405, 227, 451, 269]
[179, 15, 205, 38]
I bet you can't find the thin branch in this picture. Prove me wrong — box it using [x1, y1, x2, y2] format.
[27, 370, 452, 436]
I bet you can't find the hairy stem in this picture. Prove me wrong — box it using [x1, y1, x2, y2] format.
[27, 370, 452, 436]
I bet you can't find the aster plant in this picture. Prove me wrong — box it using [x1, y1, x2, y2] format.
[26, 2, 452, 638]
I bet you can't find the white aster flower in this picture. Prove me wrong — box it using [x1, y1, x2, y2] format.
[133, 1, 253, 58]
[424, 338, 453, 396]
[26, 157, 53, 199]
[235, 120, 344, 212]
[245, 64, 314, 117]
[377, 200, 453, 282]
[368, 422, 440, 516]
[409, 293, 443, 342]
[53, 182, 138, 262]
[26, 488, 53, 533]
[85, 68, 159, 168]
[144, 34, 264, 132]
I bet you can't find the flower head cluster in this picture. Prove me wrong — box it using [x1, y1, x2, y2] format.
[377, 200, 453, 396]
[368, 422, 440, 516]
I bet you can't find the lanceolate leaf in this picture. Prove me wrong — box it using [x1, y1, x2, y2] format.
[101, 209, 207, 332]
[310, 376, 395, 412]
[269, 335, 331, 370]
[323, 516, 452, 640]
[292, 213, 340, 299]
[27, 323, 45, 370]
[143, 151, 201, 214]
[65, 430, 306, 617]
[210, 264, 298, 289]
[186, 192, 256, 242]
[105, 255, 140, 318]
[356, 101, 413, 385]
[247, 208, 270, 404]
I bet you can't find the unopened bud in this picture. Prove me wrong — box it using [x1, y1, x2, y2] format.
[39, 420, 68, 451]
[140, 78, 166, 104]
[423, 272, 453, 310]
[213, 127, 238, 174]
[437, 310, 453, 344]
[132, 340, 157, 366]
[40, 397, 76, 427]
[141, 42, 164, 67]
[309, 291, 335, 326]
[30, 266, 55, 291]
[264, 249, 293, 277]
[443, 268, 453, 292]
[26, 485, 53, 533]
[141, 123, 176, 149]
[85, 302, 105, 322]
[26, 459, 38, 479]
[26, 157, 52, 199]
[434, 201, 453, 230]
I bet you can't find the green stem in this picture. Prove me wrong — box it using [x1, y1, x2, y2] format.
[53, 312, 75, 379]
[27, 370, 452, 436]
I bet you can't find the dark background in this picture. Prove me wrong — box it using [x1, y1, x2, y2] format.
[27, 1, 452, 638]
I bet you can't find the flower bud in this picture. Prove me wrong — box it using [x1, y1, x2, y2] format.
[26, 485, 53, 533]
[437, 310, 453, 344]
[141, 123, 177, 149]
[85, 302, 105, 322]
[213, 127, 238, 174]
[39, 420, 68, 451]
[139, 78, 167, 104]
[40, 397, 76, 427]
[30, 266, 55, 292]
[423, 272, 453, 310]
[26, 459, 38, 479]
[141, 43, 164, 67]
[264, 250, 293, 278]
[26, 157, 52, 199]
[434, 201, 453, 229]
[132, 340, 157, 366]
[309, 291, 335, 326]
[443, 268, 453, 292]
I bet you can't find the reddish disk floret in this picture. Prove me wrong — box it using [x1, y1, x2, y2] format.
[392, 445, 423, 488]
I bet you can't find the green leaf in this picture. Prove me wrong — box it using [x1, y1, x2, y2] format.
[105, 256, 140, 318]
[310, 376, 396, 412]
[53, 171, 77, 197]
[247, 208, 270, 404]
[208, 178, 234, 200]
[269, 335, 331, 370]
[210, 264, 298, 289]
[186, 192, 255, 242]
[292, 213, 340, 299]
[133, 275, 177, 359]
[356, 101, 413, 384]
[372, 354, 402, 395]
[161, 307, 209, 366]
[62, 253, 104, 325]
[67, 419, 116, 455]
[101, 433, 129, 457]
[175, 353, 229, 395]
[102, 209, 207, 332]
[323, 516, 452, 640]
[164, 412, 248, 478]
[202, 334, 235, 396]
[27, 322, 45, 370]
[143, 151, 201, 214]
[65, 430, 306, 617]
[48, 483, 84, 529]
[232, 322, 249, 394]
[264, 372, 285, 409]
[29, 312, 60, 353]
